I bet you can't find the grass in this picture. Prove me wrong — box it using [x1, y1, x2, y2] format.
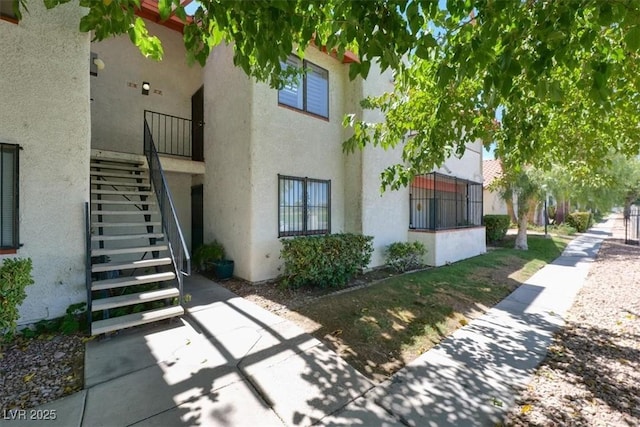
[290, 234, 571, 382]
[525, 223, 578, 236]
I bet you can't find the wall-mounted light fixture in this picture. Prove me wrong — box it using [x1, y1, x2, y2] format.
[141, 82, 150, 96]
[90, 52, 105, 76]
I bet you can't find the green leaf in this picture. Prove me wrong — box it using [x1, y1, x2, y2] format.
[348, 62, 361, 80]
[436, 65, 454, 88]
[625, 25, 640, 52]
[549, 81, 563, 102]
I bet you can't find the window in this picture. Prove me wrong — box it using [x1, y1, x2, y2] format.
[409, 172, 482, 231]
[0, 143, 19, 250]
[278, 175, 330, 237]
[278, 56, 329, 119]
[0, 1, 19, 23]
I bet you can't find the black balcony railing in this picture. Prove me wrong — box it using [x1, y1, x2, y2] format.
[409, 172, 483, 231]
[144, 119, 191, 302]
[144, 110, 192, 158]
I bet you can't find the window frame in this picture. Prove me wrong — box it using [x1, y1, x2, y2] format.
[409, 172, 483, 231]
[0, 143, 20, 251]
[0, 1, 19, 24]
[278, 174, 331, 237]
[278, 55, 330, 120]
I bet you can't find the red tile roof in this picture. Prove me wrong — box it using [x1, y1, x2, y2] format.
[483, 159, 503, 187]
[136, 0, 192, 33]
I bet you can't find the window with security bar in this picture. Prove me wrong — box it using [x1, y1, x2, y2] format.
[409, 172, 482, 231]
[0, 143, 19, 249]
[278, 175, 331, 237]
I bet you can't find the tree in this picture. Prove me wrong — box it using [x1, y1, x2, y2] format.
[493, 165, 541, 250]
[32, 0, 640, 247]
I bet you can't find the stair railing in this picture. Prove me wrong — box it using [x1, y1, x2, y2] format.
[144, 110, 192, 158]
[84, 202, 93, 325]
[144, 119, 191, 303]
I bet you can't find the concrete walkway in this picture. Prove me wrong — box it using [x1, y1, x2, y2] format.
[1, 217, 616, 427]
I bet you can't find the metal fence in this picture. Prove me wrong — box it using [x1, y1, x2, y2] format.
[144, 110, 192, 158]
[625, 205, 639, 245]
[409, 172, 483, 231]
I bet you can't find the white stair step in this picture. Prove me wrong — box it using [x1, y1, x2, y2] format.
[92, 257, 172, 273]
[92, 210, 160, 216]
[92, 287, 180, 312]
[91, 180, 150, 187]
[90, 170, 148, 179]
[92, 233, 165, 241]
[92, 221, 161, 227]
[92, 189, 154, 196]
[91, 199, 156, 206]
[91, 162, 145, 171]
[92, 271, 176, 291]
[91, 305, 184, 336]
[92, 245, 168, 257]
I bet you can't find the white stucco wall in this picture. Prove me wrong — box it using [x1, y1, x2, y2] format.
[437, 140, 484, 184]
[248, 48, 350, 281]
[408, 227, 486, 266]
[90, 20, 202, 155]
[0, 2, 90, 324]
[484, 188, 508, 215]
[203, 44, 254, 280]
[356, 65, 409, 268]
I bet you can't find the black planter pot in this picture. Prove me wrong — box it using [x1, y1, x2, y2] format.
[214, 260, 234, 280]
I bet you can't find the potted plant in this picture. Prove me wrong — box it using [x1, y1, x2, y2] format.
[193, 240, 234, 280]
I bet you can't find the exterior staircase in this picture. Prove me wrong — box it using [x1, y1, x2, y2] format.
[88, 156, 184, 335]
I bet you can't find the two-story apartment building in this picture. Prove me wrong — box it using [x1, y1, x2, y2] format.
[1, 1, 485, 334]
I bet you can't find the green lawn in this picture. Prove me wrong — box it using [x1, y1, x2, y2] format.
[290, 235, 571, 382]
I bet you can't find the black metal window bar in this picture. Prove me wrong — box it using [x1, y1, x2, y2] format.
[278, 175, 331, 237]
[0, 143, 19, 249]
[624, 205, 639, 245]
[144, 110, 192, 158]
[144, 119, 191, 302]
[409, 172, 483, 231]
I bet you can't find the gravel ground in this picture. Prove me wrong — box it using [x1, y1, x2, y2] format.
[506, 216, 640, 426]
[0, 334, 85, 410]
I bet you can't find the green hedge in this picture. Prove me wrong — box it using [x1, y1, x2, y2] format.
[385, 241, 426, 273]
[483, 215, 510, 243]
[1, 258, 35, 336]
[566, 212, 593, 233]
[280, 233, 373, 289]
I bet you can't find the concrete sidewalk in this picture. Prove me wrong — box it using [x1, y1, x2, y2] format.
[1, 217, 616, 427]
[323, 216, 616, 426]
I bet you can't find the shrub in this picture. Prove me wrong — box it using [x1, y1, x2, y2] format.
[385, 241, 426, 273]
[280, 233, 374, 289]
[566, 212, 593, 233]
[483, 215, 510, 242]
[20, 302, 87, 338]
[193, 240, 225, 271]
[1, 258, 35, 336]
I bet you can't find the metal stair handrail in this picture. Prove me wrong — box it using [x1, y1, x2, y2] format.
[84, 202, 93, 325]
[144, 119, 191, 303]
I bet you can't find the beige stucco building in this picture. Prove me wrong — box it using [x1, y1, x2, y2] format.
[1, 3, 485, 331]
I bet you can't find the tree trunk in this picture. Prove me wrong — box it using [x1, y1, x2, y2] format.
[515, 211, 529, 250]
[514, 192, 531, 250]
[506, 197, 517, 223]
